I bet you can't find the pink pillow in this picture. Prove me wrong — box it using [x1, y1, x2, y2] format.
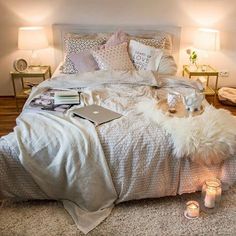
[69, 51, 99, 73]
[92, 43, 135, 71]
[105, 30, 128, 48]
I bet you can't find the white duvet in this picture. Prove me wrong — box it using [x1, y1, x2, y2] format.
[9, 70, 236, 234]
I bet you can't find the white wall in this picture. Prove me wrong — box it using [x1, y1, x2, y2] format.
[0, 0, 236, 95]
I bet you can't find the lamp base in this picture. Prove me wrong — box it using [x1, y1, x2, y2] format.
[30, 50, 41, 69]
[29, 65, 42, 72]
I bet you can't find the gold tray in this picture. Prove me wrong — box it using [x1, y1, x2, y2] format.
[156, 99, 204, 118]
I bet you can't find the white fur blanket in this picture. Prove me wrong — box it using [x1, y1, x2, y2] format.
[137, 99, 236, 165]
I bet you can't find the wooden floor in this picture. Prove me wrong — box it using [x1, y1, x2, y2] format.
[0, 96, 236, 137]
[0, 97, 25, 137]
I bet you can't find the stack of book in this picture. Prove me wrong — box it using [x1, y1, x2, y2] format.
[54, 90, 81, 105]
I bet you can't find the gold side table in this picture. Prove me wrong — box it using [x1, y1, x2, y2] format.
[182, 65, 219, 104]
[10, 65, 51, 111]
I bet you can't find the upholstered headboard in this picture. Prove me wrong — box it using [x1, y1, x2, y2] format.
[52, 24, 181, 67]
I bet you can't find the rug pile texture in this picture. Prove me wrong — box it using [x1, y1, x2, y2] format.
[0, 185, 236, 235]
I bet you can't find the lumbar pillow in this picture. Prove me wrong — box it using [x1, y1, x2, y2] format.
[92, 43, 135, 71]
[129, 40, 163, 71]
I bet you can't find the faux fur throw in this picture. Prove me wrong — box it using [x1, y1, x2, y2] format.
[137, 99, 236, 165]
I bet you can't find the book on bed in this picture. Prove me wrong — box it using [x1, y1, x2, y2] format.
[28, 89, 81, 113]
[54, 90, 81, 105]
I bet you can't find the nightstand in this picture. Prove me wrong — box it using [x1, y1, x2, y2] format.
[10, 65, 51, 110]
[182, 65, 219, 104]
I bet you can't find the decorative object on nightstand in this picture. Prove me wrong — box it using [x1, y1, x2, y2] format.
[10, 65, 51, 111]
[13, 58, 28, 72]
[18, 26, 48, 68]
[185, 28, 220, 73]
[186, 49, 198, 71]
[182, 64, 219, 104]
[193, 28, 220, 71]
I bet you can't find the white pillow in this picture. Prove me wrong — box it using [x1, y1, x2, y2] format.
[129, 40, 163, 71]
[158, 52, 177, 75]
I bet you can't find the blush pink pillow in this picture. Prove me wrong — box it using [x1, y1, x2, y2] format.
[69, 51, 99, 73]
[104, 30, 128, 48]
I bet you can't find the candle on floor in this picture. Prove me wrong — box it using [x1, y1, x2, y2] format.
[202, 178, 222, 209]
[204, 187, 216, 208]
[185, 201, 200, 218]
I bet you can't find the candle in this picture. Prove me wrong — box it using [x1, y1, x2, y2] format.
[202, 178, 222, 209]
[204, 187, 216, 208]
[186, 201, 200, 218]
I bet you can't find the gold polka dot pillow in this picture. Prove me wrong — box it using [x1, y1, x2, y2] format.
[92, 43, 135, 71]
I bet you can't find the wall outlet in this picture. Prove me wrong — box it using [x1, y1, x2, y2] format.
[219, 70, 229, 77]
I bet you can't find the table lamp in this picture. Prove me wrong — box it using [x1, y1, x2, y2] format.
[18, 26, 48, 68]
[193, 28, 220, 70]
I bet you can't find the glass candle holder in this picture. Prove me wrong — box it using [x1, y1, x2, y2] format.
[184, 201, 200, 219]
[202, 178, 222, 209]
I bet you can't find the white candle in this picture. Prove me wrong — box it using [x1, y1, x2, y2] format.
[204, 188, 216, 208]
[186, 201, 200, 218]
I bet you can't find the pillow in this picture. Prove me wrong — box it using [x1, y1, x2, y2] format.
[129, 40, 163, 71]
[92, 43, 135, 71]
[69, 51, 99, 73]
[130, 33, 172, 51]
[62, 34, 105, 74]
[158, 52, 177, 75]
[105, 30, 128, 48]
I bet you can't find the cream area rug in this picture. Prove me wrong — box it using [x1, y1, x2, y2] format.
[1, 185, 236, 236]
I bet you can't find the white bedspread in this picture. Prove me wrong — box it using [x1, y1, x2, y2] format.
[4, 70, 236, 234]
[15, 111, 117, 233]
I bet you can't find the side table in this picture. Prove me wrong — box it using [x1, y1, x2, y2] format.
[182, 65, 219, 104]
[10, 65, 51, 111]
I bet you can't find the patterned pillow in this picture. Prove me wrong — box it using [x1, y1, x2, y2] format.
[92, 43, 135, 71]
[130, 33, 172, 51]
[62, 34, 106, 74]
[129, 40, 163, 71]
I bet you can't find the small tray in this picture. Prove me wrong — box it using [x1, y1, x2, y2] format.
[156, 99, 204, 118]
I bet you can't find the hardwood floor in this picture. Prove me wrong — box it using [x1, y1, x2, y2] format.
[0, 96, 236, 138]
[0, 97, 25, 137]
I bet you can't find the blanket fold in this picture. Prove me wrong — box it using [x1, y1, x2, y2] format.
[14, 112, 117, 234]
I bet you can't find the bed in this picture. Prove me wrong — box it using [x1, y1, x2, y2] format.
[1, 24, 236, 234]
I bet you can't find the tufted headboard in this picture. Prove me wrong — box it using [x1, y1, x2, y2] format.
[52, 24, 181, 67]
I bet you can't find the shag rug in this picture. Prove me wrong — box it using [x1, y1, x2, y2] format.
[137, 100, 236, 165]
[1, 185, 236, 236]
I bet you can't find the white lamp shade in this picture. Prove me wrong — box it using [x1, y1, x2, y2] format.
[18, 26, 48, 50]
[194, 28, 220, 51]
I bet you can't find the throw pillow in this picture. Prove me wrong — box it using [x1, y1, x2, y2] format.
[129, 40, 163, 71]
[92, 43, 135, 71]
[105, 30, 129, 48]
[62, 34, 105, 74]
[69, 51, 99, 73]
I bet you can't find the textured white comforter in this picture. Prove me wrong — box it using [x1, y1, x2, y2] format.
[1, 70, 236, 234]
